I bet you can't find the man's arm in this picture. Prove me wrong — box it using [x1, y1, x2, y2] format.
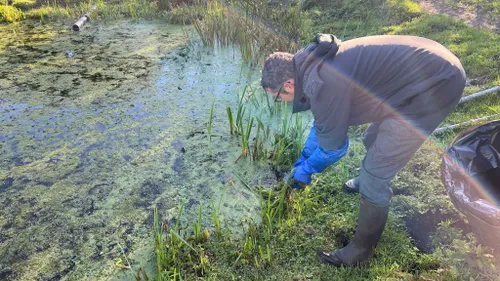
[289, 69, 351, 187]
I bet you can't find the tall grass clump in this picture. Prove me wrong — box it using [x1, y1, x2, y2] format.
[211, 201, 222, 238]
[153, 201, 211, 280]
[25, 4, 69, 21]
[25, 0, 160, 22]
[0, 4, 25, 22]
[11, 0, 35, 11]
[240, 115, 254, 159]
[188, 0, 309, 65]
[445, 0, 500, 18]
[157, 0, 195, 11]
[223, 83, 307, 166]
[270, 106, 306, 169]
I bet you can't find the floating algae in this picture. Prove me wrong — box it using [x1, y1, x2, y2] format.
[0, 21, 293, 280]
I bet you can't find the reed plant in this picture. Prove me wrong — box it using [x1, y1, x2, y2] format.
[258, 244, 272, 266]
[247, 85, 259, 107]
[235, 86, 247, 131]
[189, 202, 211, 244]
[207, 102, 215, 157]
[240, 114, 254, 158]
[192, 202, 203, 243]
[188, 0, 303, 66]
[251, 118, 266, 161]
[226, 106, 234, 135]
[270, 107, 306, 168]
[211, 186, 227, 238]
[223, 83, 306, 165]
[263, 90, 276, 116]
[153, 200, 211, 280]
[237, 222, 258, 265]
[211, 201, 221, 238]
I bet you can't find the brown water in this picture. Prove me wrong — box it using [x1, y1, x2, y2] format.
[0, 21, 311, 280]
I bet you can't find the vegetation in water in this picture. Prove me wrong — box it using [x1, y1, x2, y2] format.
[207, 102, 214, 157]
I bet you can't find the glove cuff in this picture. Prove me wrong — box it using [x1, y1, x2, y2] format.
[301, 138, 349, 175]
[301, 123, 318, 158]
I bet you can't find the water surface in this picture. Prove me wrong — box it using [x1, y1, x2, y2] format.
[0, 21, 294, 280]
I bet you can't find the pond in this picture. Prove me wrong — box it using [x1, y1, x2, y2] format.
[0, 21, 312, 280]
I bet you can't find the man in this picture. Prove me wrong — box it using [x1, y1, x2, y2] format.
[261, 34, 465, 266]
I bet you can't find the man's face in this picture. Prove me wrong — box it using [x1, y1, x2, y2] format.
[266, 79, 295, 102]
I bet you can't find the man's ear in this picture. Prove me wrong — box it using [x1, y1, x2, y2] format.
[284, 79, 295, 92]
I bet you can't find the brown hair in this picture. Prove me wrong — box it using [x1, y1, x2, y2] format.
[261, 52, 295, 92]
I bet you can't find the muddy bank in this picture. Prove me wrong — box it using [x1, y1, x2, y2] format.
[0, 21, 298, 280]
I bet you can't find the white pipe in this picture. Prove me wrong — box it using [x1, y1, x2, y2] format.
[459, 86, 500, 104]
[72, 4, 96, 32]
[433, 114, 500, 135]
[73, 16, 89, 32]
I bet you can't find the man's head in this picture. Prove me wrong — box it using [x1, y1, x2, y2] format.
[261, 52, 295, 102]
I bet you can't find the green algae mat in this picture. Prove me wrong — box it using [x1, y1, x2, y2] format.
[0, 21, 293, 280]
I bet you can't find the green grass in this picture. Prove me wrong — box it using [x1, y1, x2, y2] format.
[12, 0, 35, 10]
[151, 138, 500, 280]
[383, 14, 500, 83]
[3, 0, 197, 23]
[445, 0, 500, 18]
[381, 13, 500, 137]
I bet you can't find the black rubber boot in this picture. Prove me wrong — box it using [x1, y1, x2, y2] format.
[317, 198, 389, 266]
[342, 177, 360, 194]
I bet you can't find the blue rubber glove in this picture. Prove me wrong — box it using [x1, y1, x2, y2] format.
[288, 177, 307, 190]
[291, 138, 349, 187]
[293, 123, 318, 168]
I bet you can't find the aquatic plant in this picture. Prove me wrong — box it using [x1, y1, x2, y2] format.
[234, 86, 247, 134]
[153, 200, 213, 280]
[211, 201, 221, 238]
[239, 114, 254, 159]
[226, 106, 234, 135]
[190, 202, 210, 244]
[207, 102, 215, 157]
[269, 107, 307, 168]
[263, 89, 276, 116]
[187, 0, 304, 65]
[223, 82, 306, 165]
[154, 201, 193, 280]
[247, 85, 259, 107]
[251, 118, 266, 161]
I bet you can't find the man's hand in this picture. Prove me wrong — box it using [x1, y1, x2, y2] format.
[286, 186, 298, 203]
[287, 170, 307, 203]
[288, 178, 307, 190]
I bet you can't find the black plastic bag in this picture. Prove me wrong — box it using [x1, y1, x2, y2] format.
[441, 120, 500, 249]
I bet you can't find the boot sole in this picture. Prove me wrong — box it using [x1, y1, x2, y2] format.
[342, 183, 359, 194]
[316, 250, 343, 266]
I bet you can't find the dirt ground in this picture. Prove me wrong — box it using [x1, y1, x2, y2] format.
[418, 0, 500, 32]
